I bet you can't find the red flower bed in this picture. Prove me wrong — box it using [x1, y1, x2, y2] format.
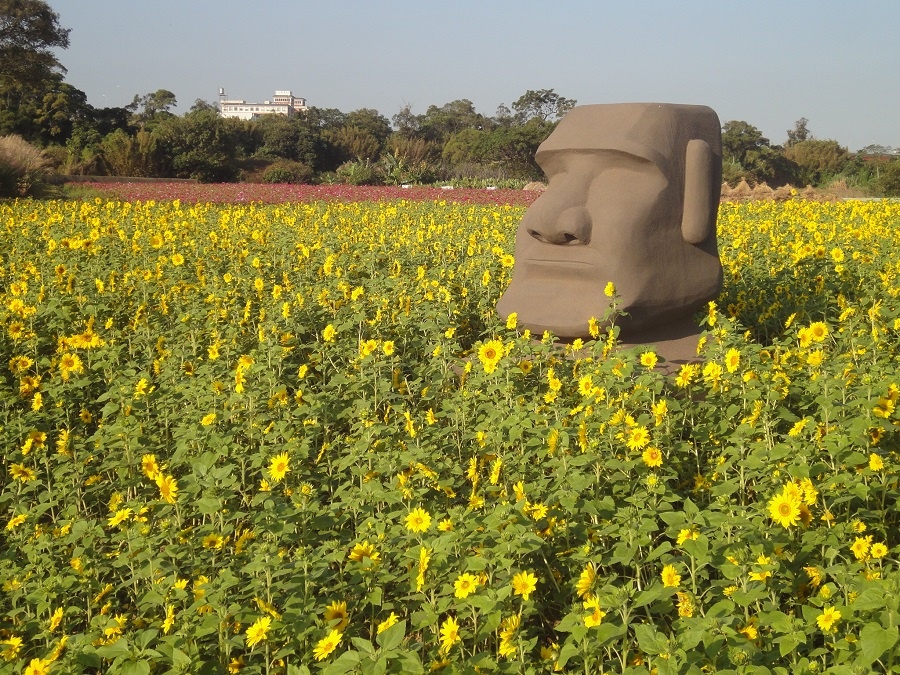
[76, 182, 541, 206]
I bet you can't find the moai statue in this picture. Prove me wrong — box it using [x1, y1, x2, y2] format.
[496, 103, 723, 363]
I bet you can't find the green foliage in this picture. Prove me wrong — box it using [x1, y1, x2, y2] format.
[153, 108, 238, 182]
[326, 126, 382, 164]
[99, 129, 162, 178]
[784, 139, 851, 187]
[875, 159, 900, 196]
[260, 160, 313, 184]
[0, 0, 69, 92]
[1, 197, 899, 673]
[721, 120, 796, 185]
[334, 159, 379, 185]
[126, 89, 178, 129]
[379, 153, 437, 186]
[511, 88, 576, 123]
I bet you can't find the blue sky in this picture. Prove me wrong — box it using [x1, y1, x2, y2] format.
[47, 0, 899, 152]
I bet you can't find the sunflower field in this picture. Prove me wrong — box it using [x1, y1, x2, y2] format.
[1, 194, 899, 674]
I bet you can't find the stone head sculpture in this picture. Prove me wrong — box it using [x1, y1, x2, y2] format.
[497, 103, 723, 354]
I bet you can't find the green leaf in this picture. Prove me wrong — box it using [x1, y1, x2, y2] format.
[349, 637, 375, 656]
[556, 638, 581, 669]
[645, 541, 673, 562]
[857, 622, 899, 666]
[96, 639, 131, 660]
[396, 650, 424, 674]
[554, 610, 584, 633]
[681, 537, 709, 565]
[633, 584, 668, 609]
[634, 623, 669, 655]
[119, 660, 151, 675]
[321, 649, 361, 675]
[170, 648, 192, 670]
[376, 619, 406, 651]
[774, 632, 805, 657]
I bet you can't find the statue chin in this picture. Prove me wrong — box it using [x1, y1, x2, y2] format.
[497, 276, 611, 339]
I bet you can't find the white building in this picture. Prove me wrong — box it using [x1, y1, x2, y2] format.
[218, 89, 308, 120]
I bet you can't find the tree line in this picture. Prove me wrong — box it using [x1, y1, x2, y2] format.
[2, 0, 899, 196]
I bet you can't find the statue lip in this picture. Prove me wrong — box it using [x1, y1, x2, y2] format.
[523, 258, 595, 267]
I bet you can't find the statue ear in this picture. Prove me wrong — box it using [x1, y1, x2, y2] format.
[681, 139, 714, 245]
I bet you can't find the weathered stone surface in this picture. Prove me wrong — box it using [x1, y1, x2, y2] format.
[497, 103, 723, 362]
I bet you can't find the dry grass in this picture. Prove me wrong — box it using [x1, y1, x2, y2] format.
[720, 179, 868, 203]
[0, 134, 51, 197]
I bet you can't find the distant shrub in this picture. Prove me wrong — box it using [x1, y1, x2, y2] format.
[260, 160, 314, 184]
[336, 160, 380, 185]
[876, 160, 900, 197]
[0, 135, 51, 197]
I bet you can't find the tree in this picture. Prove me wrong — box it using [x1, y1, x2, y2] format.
[785, 117, 810, 147]
[33, 77, 89, 143]
[189, 99, 217, 113]
[721, 120, 794, 185]
[0, 0, 71, 142]
[722, 120, 770, 166]
[417, 100, 488, 144]
[253, 113, 301, 160]
[126, 89, 177, 128]
[783, 139, 850, 186]
[153, 107, 237, 182]
[344, 108, 392, 146]
[511, 88, 576, 124]
[325, 125, 380, 163]
[391, 104, 419, 136]
[0, 0, 70, 95]
[99, 128, 161, 177]
[875, 160, 900, 196]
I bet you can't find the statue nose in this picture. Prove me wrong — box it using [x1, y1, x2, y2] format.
[526, 205, 592, 245]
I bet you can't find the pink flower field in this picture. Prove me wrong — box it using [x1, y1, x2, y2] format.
[74, 181, 541, 206]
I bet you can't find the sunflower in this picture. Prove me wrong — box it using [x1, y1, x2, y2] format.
[59, 352, 84, 381]
[23, 658, 51, 675]
[313, 629, 342, 661]
[511, 570, 537, 600]
[578, 375, 593, 396]
[767, 490, 801, 528]
[376, 613, 399, 634]
[639, 351, 658, 369]
[245, 616, 271, 648]
[870, 542, 888, 559]
[9, 464, 36, 482]
[107, 508, 132, 528]
[725, 348, 741, 373]
[8, 355, 32, 376]
[453, 573, 479, 599]
[850, 536, 872, 561]
[323, 600, 349, 631]
[583, 596, 606, 627]
[141, 454, 161, 480]
[405, 507, 432, 533]
[575, 562, 597, 599]
[156, 474, 178, 504]
[660, 564, 681, 588]
[808, 321, 829, 342]
[626, 425, 651, 451]
[267, 452, 290, 482]
[348, 541, 380, 566]
[477, 339, 504, 374]
[641, 446, 663, 467]
[816, 606, 841, 632]
[498, 614, 520, 658]
[439, 615, 460, 655]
